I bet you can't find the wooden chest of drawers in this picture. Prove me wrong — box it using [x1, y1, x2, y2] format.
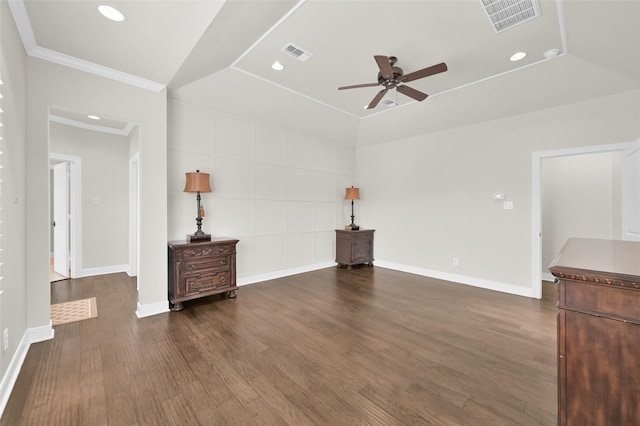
[168, 237, 239, 311]
[335, 229, 375, 270]
[549, 238, 640, 426]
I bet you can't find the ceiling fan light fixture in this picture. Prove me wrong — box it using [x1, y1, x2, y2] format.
[271, 62, 284, 71]
[98, 5, 125, 22]
[510, 51, 527, 62]
[339, 55, 446, 110]
[543, 48, 560, 59]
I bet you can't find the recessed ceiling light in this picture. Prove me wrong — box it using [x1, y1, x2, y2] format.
[510, 51, 527, 62]
[544, 48, 560, 59]
[271, 62, 284, 71]
[88, 115, 101, 120]
[98, 5, 125, 22]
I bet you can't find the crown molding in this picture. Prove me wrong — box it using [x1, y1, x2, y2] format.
[123, 121, 136, 135]
[7, 0, 36, 51]
[7, 0, 165, 93]
[49, 114, 135, 137]
[30, 46, 165, 92]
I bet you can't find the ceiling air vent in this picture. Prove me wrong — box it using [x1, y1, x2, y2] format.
[281, 42, 313, 62]
[479, 0, 541, 33]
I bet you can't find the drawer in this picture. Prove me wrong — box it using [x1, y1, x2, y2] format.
[353, 238, 370, 251]
[353, 239, 371, 260]
[211, 244, 235, 256]
[181, 246, 216, 258]
[561, 280, 640, 323]
[185, 270, 232, 296]
[184, 256, 229, 274]
[350, 232, 373, 241]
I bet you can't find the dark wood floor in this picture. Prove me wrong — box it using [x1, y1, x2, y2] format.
[2, 267, 557, 425]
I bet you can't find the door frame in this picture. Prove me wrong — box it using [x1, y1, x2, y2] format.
[621, 139, 640, 241]
[531, 141, 633, 299]
[49, 152, 82, 278]
[128, 152, 139, 278]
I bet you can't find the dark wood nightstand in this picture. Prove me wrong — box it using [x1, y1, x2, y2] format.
[550, 238, 640, 425]
[335, 229, 374, 270]
[168, 237, 239, 311]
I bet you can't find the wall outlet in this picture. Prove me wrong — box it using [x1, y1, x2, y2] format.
[3, 329, 8, 352]
[453, 257, 460, 266]
[503, 201, 514, 210]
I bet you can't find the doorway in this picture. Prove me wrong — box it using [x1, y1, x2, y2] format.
[540, 151, 621, 282]
[531, 139, 640, 298]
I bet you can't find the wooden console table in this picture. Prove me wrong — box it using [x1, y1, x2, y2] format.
[549, 238, 640, 426]
[168, 237, 239, 311]
[335, 229, 374, 270]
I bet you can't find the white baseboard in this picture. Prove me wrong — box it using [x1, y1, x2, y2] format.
[82, 264, 128, 278]
[133, 262, 334, 317]
[237, 261, 336, 286]
[0, 322, 54, 417]
[375, 260, 535, 298]
[27, 321, 55, 343]
[136, 300, 170, 318]
[541, 272, 556, 282]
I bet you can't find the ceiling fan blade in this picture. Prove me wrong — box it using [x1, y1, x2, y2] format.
[366, 88, 388, 110]
[374, 55, 393, 80]
[338, 82, 380, 90]
[397, 85, 428, 102]
[400, 62, 448, 83]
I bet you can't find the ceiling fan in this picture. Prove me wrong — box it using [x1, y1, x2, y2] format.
[338, 55, 448, 110]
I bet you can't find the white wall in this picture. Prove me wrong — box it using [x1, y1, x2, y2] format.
[26, 57, 167, 323]
[357, 90, 640, 297]
[167, 100, 356, 282]
[541, 151, 621, 276]
[0, 0, 29, 378]
[49, 122, 129, 271]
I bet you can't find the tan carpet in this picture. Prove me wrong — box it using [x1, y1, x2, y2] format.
[51, 297, 98, 326]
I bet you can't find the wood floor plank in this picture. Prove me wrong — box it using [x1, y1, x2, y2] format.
[1, 268, 557, 425]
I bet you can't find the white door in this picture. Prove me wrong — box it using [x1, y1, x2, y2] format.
[622, 139, 640, 241]
[53, 162, 69, 276]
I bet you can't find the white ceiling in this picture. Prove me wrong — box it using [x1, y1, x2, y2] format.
[9, 0, 640, 144]
[49, 107, 134, 136]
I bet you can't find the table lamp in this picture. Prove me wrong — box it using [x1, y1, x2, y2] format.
[184, 170, 212, 241]
[345, 186, 360, 230]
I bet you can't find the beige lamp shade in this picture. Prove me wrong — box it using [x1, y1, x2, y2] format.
[345, 186, 360, 200]
[184, 170, 212, 193]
